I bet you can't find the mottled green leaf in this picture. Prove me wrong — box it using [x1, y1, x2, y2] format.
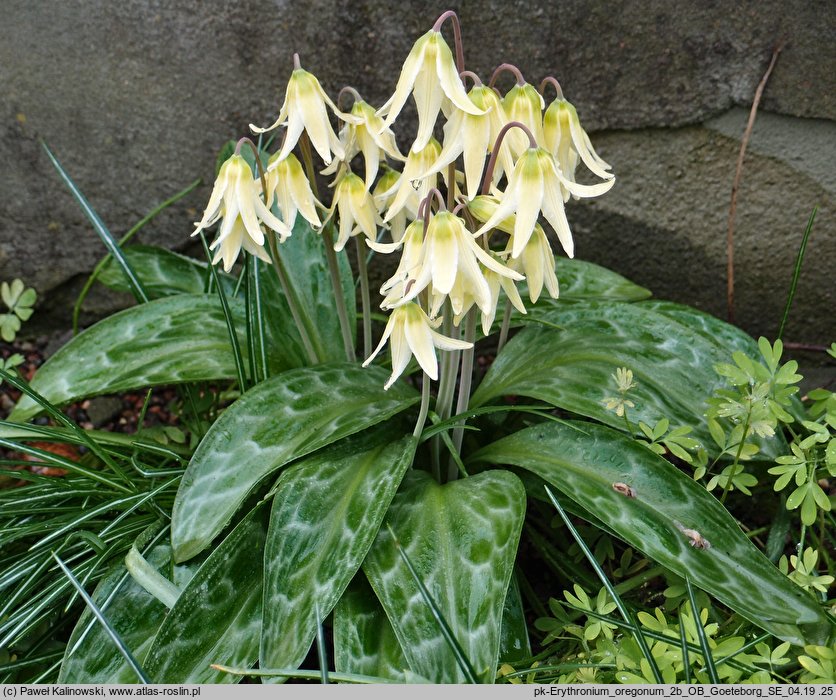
[334, 573, 410, 682]
[534, 258, 650, 303]
[10, 295, 247, 422]
[499, 574, 531, 664]
[471, 422, 834, 646]
[277, 220, 356, 362]
[97, 244, 310, 374]
[261, 432, 417, 671]
[473, 300, 786, 459]
[98, 245, 236, 299]
[364, 470, 526, 683]
[171, 364, 419, 562]
[638, 300, 757, 354]
[59, 528, 197, 683]
[143, 504, 269, 683]
[640, 300, 805, 421]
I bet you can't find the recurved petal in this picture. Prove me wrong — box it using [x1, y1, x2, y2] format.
[566, 105, 614, 180]
[434, 35, 484, 116]
[276, 107, 307, 163]
[461, 113, 491, 200]
[404, 307, 439, 379]
[254, 196, 292, 241]
[537, 230, 559, 299]
[387, 320, 415, 387]
[362, 311, 396, 367]
[235, 177, 266, 247]
[378, 30, 432, 127]
[510, 162, 545, 258]
[411, 64, 445, 152]
[429, 326, 473, 352]
[540, 173, 574, 258]
[428, 220, 459, 295]
[470, 236, 524, 281]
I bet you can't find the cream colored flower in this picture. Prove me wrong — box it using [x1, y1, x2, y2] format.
[543, 98, 613, 185]
[327, 173, 384, 251]
[380, 219, 425, 306]
[507, 227, 559, 303]
[192, 155, 290, 272]
[264, 152, 322, 229]
[450, 261, 527, 335]
[392, 211, 523, 317]
[422, 85, 523, 200]
[250, 63, 359, 165]
[378, 29, 484, 152]
[326, 99, 404, 189]
[378, 139, 442, 224]
[363, 302, 472, 389]
[373, 169, 408, 243]
[501, 82, 546, 152]
[473, 148, 614, 259]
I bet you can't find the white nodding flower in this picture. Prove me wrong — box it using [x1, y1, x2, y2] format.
[501, 82, 546, 152]
[473, 148, 615, 259]
[543, 98, 613, 185]
[507, 227, 559, 304]
[380, 219, 425, 305]
[378, 29, 485, 152]
[327, 173, 393, 252]
[480, 265, 527, 335]
[391, 211, 523, 318]
[192, 154, 290, 272]
[379, 139, 442, 224]
[363, 302, 472, 390]
[423, 85, 524, 200]
[329, 99, 404, 190]
[373, 169, 408, 243]
[444, 255, 527, 335]
[250, 64, 360, 165]
[264, 152, 322, 230]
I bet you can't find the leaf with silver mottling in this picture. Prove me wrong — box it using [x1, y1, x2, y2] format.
[260, 432, 417, 672]
[171, 364, 419, 562]
[11, 295, 247, 422]
[364, 469, 526, 683]
[471, 421, 833, 646]
[143, 504, 268, 683]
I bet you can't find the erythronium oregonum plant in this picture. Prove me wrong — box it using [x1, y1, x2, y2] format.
[1, 10, 834, 686]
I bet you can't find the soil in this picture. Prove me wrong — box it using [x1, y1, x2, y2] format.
[0, 335, 180, 485]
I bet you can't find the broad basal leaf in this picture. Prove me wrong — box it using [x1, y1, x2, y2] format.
[97, 245, 236, 299]
[638, 300, 759, 355]
[472, 300, 786, 459]
[171, 364, 419, 562]
[268, 219, 356, 364]
[10, 295, 247, 422]
[261, 432, 417, 672]
[59, 527, 197, 683]
[97, 235, 356, 372]
[334, 573, 410, 682]
[499, 574, 531, 664]
[143, 504, 268, 683]
[471, 422, 834, 646]
[533, 258, 651, 303]
[364, 470, 526, 683]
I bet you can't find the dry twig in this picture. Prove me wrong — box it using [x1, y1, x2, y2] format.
[726, 39, 786, 323]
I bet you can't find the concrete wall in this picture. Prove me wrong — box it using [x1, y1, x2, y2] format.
[1, 0, 833, 342]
